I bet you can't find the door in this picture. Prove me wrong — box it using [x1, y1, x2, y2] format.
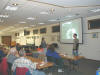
[2, 36, 11, 46]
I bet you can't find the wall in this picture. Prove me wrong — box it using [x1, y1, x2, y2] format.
[16, 24, 60, 46]
[15, 15, 100, 61]
[0, 36, 2, 44]
[80, 15, 100, 61]
[58, 15, 100, 61]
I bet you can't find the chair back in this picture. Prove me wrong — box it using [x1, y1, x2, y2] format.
[0, 57, 8, 75]
[14, 67, 31, 75]
[32, 52, 39, 58]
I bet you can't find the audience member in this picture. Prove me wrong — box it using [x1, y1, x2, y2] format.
[16, 43, 21, 53]
[12, 50, 36, 74]
[46, 44, 63, 72]
[7, 47, 18, 71]
[37, 45, 43, 53]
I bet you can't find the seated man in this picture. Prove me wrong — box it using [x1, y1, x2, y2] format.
[7, 47, 18, 71]
[12, 50, 36, 74]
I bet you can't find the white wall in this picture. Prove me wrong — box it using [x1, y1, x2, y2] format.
[0, 36, 2, 44]
[58, 15, 100, 61]
[80, 16, 100, 61]
[14, 15, 100, 61]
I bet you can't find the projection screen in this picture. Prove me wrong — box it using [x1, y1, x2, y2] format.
[60, 18, 83, 43]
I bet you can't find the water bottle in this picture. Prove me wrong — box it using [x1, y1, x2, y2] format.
[44, 57, 47, 63]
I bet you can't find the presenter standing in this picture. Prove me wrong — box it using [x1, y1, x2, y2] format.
[41, 37, 47, 55]
[73, 33, 79, 56]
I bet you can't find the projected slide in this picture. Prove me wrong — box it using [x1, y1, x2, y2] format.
[60, 18, 83, 43]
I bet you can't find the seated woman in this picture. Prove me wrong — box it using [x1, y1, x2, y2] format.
[46, 44, 63, 72]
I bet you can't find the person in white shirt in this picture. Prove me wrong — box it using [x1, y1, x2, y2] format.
[12, 50, 36, 74]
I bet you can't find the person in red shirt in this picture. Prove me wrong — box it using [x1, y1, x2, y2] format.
[37, 45, 44, 52]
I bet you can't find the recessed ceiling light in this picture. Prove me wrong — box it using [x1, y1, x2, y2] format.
[90, 8, 100, 12]
[0, 15, 9, 18]
[27, 17, 35, 20]
[5, 6, 18, 11]
[48, 19, 57, 22]
[40, 12, 49, 15]
[38, 23, 45, 24]
[19, 21, 26, 23]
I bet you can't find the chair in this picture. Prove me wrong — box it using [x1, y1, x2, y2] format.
[38, 54, 45, 61]
[32, 52, 39, 58]
[0, 57, 8, 75]
[13, 67, 31, 75]
[47, 56, 64, 74]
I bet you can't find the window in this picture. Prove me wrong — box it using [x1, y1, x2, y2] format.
[33, 29, 38, 34]
[52, 25, 60, 32]
[24, 30, 30, 35]
[88, 18, 100, 29]
[15, 33, 19, 36]
[40, 28, 46, 34]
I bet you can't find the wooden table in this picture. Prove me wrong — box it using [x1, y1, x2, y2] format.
[26, 56, 54, 69]
[59, 54, 84, 71]
[59, 54, 84, 60]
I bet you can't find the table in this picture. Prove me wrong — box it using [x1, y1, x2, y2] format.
[26, 56, 54, 69]
[59, 54, 84, 71]
[59, 54, 84, 60]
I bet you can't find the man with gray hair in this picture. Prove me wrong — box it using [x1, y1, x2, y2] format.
[12, 50, 36, 74]
[7, 47, 18, 71]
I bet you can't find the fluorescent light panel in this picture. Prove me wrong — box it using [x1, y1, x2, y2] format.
[48, 19, 57, 22]
[5, 6, 18, 11]
[65, 15, 75, 18]
[38, 23, 45, 24]
[19, 21, 26, 23]
[0, 15, 9, 18]
[40, 12, 48, 15]
[27, 17, 35, 20]
[30, 25, 35, 26]
[90, 8, 100, 12]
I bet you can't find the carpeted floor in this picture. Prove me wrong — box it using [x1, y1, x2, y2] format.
[44, 59, 100, 75]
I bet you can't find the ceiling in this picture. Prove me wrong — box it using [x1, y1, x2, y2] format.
[0, 0, 100, 34]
